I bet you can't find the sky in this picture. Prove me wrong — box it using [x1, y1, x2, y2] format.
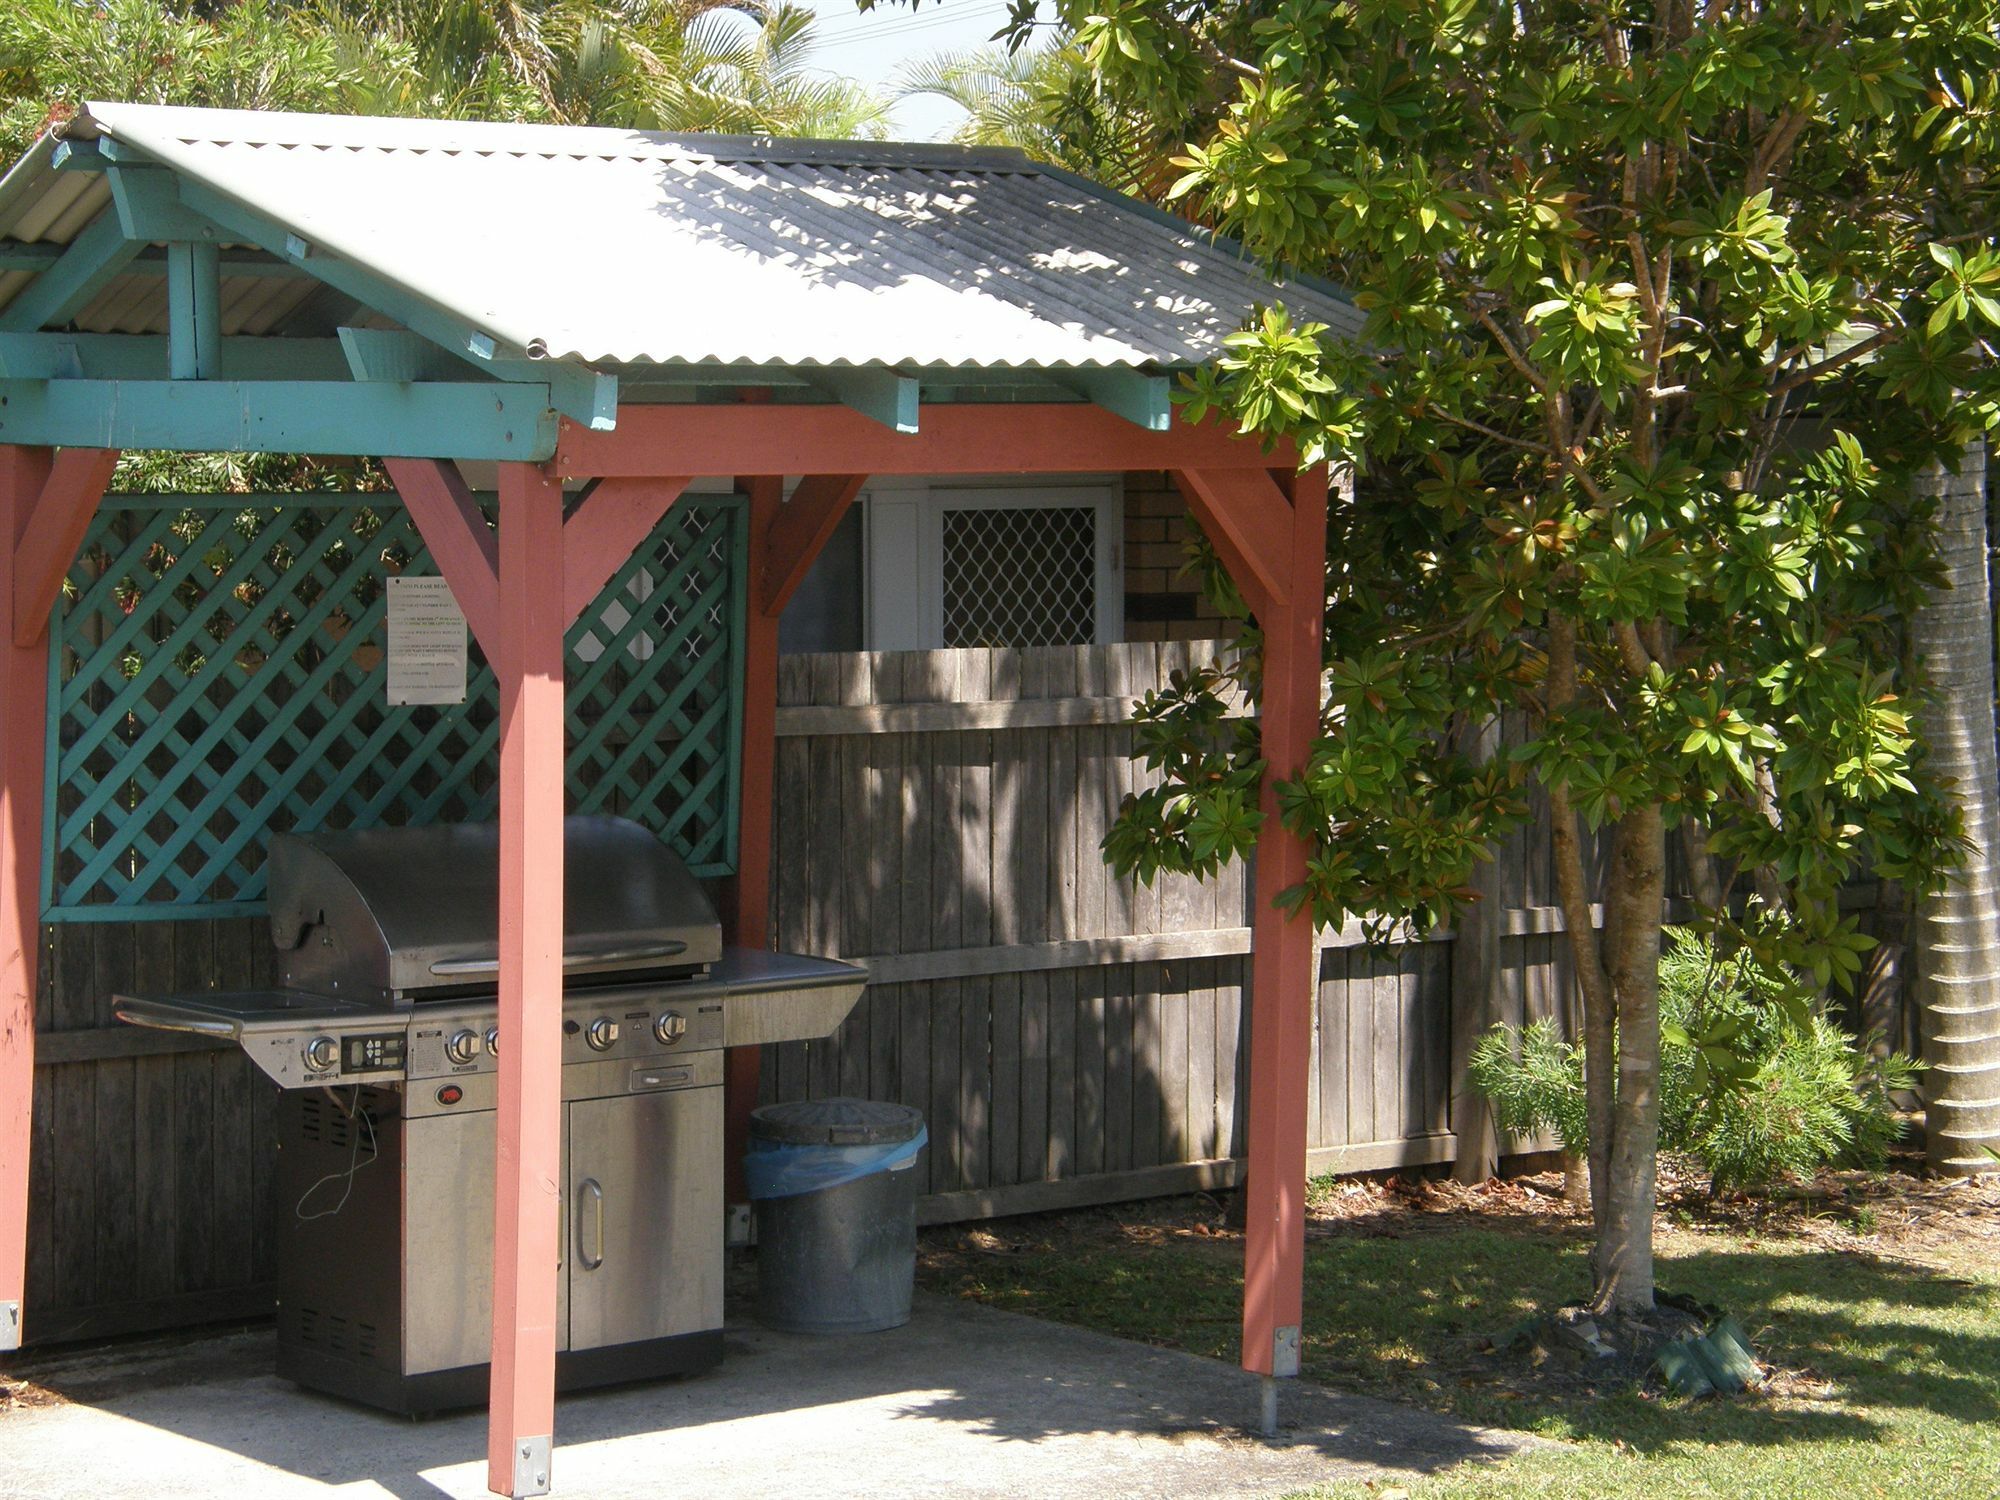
[784, 0, 1024, 141]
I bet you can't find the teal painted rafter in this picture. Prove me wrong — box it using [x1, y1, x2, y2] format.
[803, 367, 919, 433]
[107, 165, 216, 244]
[0, 241, 299, 278]
[0, 379, 557, 460]
[1054, 369, 1172, 431]
[50, 138, 617, 428]
[0, 331, 355, 381]
[166, 177, 617, 430]
[0, 243, 61, 273]
[0, 210, 143, 332]
[338, 327, 473, 383]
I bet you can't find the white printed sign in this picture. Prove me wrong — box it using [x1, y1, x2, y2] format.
[386, 575, 468, 706]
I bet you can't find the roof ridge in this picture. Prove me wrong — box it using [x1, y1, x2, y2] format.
[76, 102, 1040, 173]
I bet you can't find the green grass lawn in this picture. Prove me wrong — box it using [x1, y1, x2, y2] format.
[918, 1180, 2000, 1500]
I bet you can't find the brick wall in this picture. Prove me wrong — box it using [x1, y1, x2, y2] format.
[1121, 471, 1232, 641]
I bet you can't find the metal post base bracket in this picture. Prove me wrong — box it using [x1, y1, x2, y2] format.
[512, 1434, 552, 1498]
[1, 1299, 19, 1352]
[1272, 1323, 1301, 1378]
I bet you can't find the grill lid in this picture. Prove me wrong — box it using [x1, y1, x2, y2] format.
[267, 815, 721, 1003]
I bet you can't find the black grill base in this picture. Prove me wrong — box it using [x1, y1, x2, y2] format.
[278, 1328, 727, 1417]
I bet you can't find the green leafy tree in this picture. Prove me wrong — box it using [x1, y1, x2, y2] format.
[2, 0, 888, 161]
[966, 0, 2000, 1315]
[893, 34, 1160, 189]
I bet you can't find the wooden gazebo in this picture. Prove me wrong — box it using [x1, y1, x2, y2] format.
[0, 104, 1350, 1497]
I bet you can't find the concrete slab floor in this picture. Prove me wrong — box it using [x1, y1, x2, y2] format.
[0, 1293, 1542, 1499]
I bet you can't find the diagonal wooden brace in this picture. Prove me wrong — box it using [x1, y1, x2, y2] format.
[561, 476, 690, 630]
[11, 447, 120, 646]
[1169, 467, 1295, 621]
[762, 474, 867, 617]
[384, 457, 501, 661]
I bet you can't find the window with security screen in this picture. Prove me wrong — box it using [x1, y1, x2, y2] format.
[861, 483, 1122, 650]
[940, 505, 1098, 648]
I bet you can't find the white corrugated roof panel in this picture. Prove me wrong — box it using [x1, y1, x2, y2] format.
[42, 103, 1358, 373]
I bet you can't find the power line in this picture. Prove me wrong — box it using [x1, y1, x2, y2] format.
[807, 3, 1015, 46]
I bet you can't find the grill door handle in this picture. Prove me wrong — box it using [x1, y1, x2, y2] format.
[578, 1178, 604, 1271]
[428, 941, 689, 977]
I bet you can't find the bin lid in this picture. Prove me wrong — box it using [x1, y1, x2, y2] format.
[750, 1098, 925, 1146]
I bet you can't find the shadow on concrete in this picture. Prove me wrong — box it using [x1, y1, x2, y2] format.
[5, 1293, 1534, 1500]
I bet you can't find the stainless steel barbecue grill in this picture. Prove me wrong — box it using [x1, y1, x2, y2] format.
[115, 815, 865, 1415]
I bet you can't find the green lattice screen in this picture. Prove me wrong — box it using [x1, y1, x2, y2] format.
[44, 492, 745, 919]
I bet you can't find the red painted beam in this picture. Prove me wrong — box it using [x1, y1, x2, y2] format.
[1234, 466, 1327, 1386]
[561, 476, 691, 630]
[0, 445, 54, 1352]
[554, 405, 1293, 480]
[487, 463, 567, 1500]
[11, 448, 120, 647]
[725, 475, 783, 1204]
[1170, 467, 1293, 622]
[384, 458, 502, 660]
[763, 474, 866, 617]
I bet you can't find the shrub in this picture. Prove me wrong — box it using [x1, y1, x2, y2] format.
[1468, 928, 1918, 1190]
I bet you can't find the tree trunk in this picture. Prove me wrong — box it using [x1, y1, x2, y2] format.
[1910, 440, 2000, 1176]
[1560, 1150, 1590, 1208]
[1589, 805, 1667, 1315]
[1451, 717, 1504, 1184]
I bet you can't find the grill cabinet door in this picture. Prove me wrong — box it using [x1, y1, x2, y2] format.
[405, 1107, 571, 1373]
[566, 1084, 722, 1351]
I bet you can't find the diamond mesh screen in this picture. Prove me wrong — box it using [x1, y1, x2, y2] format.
[46, 493, 744, 917]
[940, 504, 1097, 648]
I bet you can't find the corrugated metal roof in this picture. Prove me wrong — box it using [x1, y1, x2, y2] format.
[0, 103, 1357, 373]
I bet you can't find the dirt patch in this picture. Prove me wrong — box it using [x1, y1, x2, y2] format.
[918, 1152, 2000, 1409]
[1, 1370, 61, 1412]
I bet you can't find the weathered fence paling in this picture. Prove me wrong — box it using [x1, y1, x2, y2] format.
[763, 641, 1569, 1204]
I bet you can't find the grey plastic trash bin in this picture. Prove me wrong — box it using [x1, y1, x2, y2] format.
[746, 1098, 927, 1334]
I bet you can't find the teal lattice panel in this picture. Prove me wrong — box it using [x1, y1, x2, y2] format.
[45, 492, 745, 918]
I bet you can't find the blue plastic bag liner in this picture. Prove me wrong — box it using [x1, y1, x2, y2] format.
[744, 1126, 929, 1200]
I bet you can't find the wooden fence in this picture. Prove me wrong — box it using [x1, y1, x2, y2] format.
[760, 643, 1597, 1221]
[21, 639, 1913, 1341]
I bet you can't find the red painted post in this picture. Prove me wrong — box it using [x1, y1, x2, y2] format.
[0, 444, 116, 1353]
[1237, 467, 1327, 1427]
[488, 462, 568, 1499]
[0, 445, 52, 1353]
[724, 476, 782, 1204]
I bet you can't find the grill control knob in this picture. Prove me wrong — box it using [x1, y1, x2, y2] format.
[303, 1036, 338, 1073]
[585, 1017, 620, 1052]
[653, 1011, 687, 1046]
[484, 1026, 500, 1056]
[445, 1029, 481, 1065]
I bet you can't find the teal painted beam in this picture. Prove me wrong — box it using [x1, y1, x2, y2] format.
[168, 177, 618, 430]
[338, 327, 472, 383]
[167, 241, 222, 379]
[0, 379, 558, 460]
[1, 241, 297, 280]
[0, 242, 298, 279]
[0, 332, 355, 381]
[0, 242, 62, 273]
[107, 166, 218, 245]
[804, 368, 919, 434]
[1056, 370, 1173, 431]
[0, 211, 143, 332]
